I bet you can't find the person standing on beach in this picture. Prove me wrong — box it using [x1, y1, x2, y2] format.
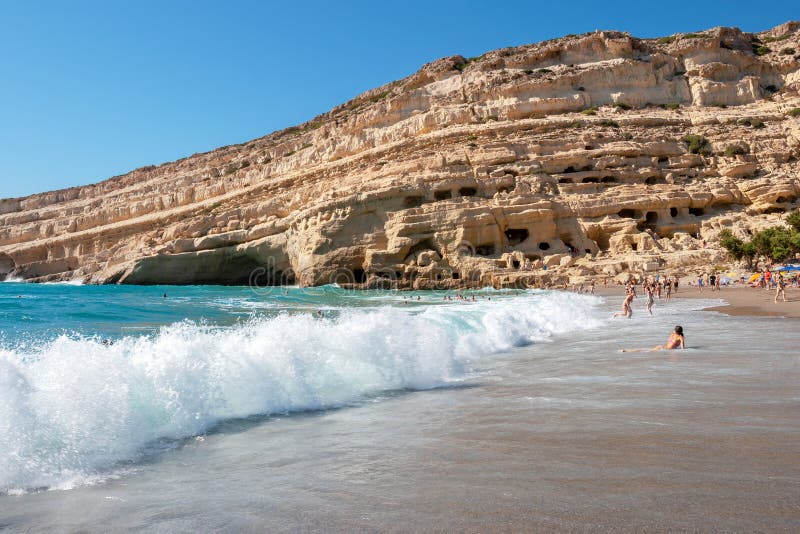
[775, 274, 787, 303]
[665, 279, 672, 302]
[697, 275, 704, 292]
[765, 269, 772, 290]
[709, 273, 716, 292]
[645, 284, 655, 315]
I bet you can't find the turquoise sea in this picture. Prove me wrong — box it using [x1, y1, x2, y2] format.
[1, 282, 798, 531]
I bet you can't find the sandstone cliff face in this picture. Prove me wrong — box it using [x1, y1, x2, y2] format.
[2, 23, 800, 287]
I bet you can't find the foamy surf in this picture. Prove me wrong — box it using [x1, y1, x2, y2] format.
[0, 290, 602, 494]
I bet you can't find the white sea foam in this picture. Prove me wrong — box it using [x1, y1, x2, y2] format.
[0, 290, 601, 493]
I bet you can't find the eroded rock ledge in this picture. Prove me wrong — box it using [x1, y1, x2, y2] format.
[2, 23, 800, 287]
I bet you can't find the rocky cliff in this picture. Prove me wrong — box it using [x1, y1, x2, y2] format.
[2, 23, 800, 288]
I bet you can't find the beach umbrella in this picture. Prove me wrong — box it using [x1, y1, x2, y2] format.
[775, 265, 800, 272]
[748, 273, 761, 282]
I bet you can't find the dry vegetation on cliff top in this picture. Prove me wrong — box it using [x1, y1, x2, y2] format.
[2, 22, 800, 287]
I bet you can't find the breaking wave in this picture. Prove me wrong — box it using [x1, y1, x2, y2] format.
[0, 290, 601, 493]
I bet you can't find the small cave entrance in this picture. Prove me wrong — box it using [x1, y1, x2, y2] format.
[689, 207, 705, 216]
[459, 187, 477, 197]
[353, 268, 367, 284]
[403, 195, 425, 208]
[601, 176, 618, 183]
[618, 209, 637, 219]
[763, 206, 786, 214]
[645, 211, 658, 224]
[538, 242, 551, 251]
[512, 259, 521, 269]
[776, 195, 797, 203]
[584, 248, 592, 254]
[582, 177, 600, 184]
[504, 228, 529, 246]
[670, 207, 678, 217]
[525, 254, 541, 262]
[658, 156, 669, 163]
[403, 239, 439, 262]
[631, 242, 638, 251]
[645, 176, 664, 185]
[0, 254, 15, 279]
[434, 190, 452, 201]
[452, 272, 460, 280]
[558, 178, 573, 184]
[563, 166, 576, 173]
[475, 244, 495, 256]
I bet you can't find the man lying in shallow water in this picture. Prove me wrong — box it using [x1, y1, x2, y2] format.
[622, 325, 685, 352]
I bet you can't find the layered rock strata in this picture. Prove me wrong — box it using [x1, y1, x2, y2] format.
[2, 23, 800, 287]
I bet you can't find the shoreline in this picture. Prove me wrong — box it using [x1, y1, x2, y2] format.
[594, 285, 800, 319]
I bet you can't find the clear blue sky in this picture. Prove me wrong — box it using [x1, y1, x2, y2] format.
[0, 1, 796, 198]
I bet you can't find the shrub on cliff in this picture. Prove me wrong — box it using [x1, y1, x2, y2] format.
[788, 108, 800, 118]
[720, 211, 800, 264]
[753, 45, 771, 56]
[598, 119, 620, 128]
[683, 134, 711, 155]
[738, 117, 765, 129]
[787, 210, 800, 232]
[724, 145, 747, 157]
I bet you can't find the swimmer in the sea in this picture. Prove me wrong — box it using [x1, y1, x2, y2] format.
[622, 325, 685, 352]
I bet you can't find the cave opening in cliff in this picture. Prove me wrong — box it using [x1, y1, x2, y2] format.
[763, 206, 786, 214]
[645, 211, 658, 224]
[670, 207, 678, 217]
[601, 176, 617, 183]
[538, 242, 550, 251]
[631, 242, 638, 251]
[353, 268, 367, 284]
[512, 260, 521, 269]
[404, 239, 439, 262]
[459, 187, 477, 197]
[582, 177, 600, 184]
[558, 178, 573, 184]
[658, 156, 669, 163]
[618, 209, 636, 218]
[434, 190, 452, 200]
[563, 166, 576, 173]
[645, 176, 664, 185]
[403, 195, 425, 208]
[452, 272, 460, 279]
[504, 228, 529, 246]
[525, 254, 540, 262]
[0, 254, 14, 281]
[689, 207, 705, 216]
[475, 244, 495, 256]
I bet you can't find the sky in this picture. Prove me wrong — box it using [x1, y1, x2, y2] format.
[0, 1, 796, 198]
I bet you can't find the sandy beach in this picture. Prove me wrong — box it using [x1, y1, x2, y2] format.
[596, 285, 800, 319]
[675, 286, 800, 318]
